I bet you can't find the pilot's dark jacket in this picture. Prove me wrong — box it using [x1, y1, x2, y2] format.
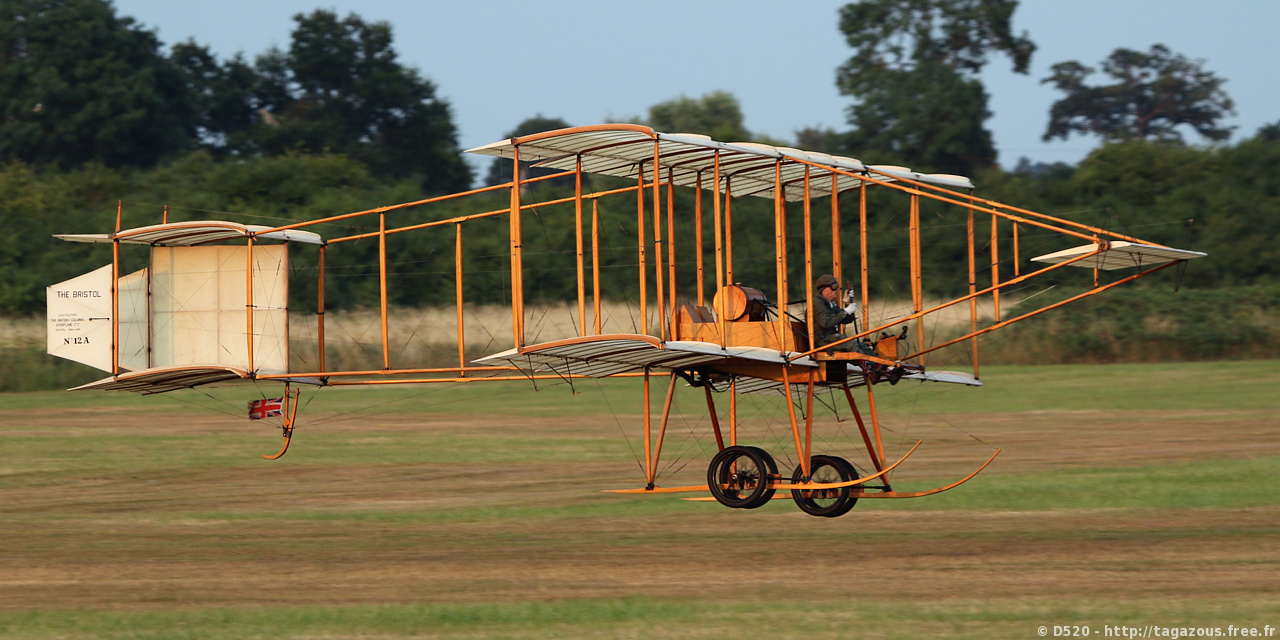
[813, 297, 856, 349]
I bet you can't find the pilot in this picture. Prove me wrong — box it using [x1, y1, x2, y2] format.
[813, 274, 872, 354]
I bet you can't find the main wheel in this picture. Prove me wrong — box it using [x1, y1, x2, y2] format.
[790, 455, 860, 518]
[742, 446, 778, 508]
[707, 445, 778, 509]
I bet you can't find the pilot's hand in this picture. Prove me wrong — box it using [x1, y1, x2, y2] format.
[843, 301, 858, 315]
[843, 290, 855, 305]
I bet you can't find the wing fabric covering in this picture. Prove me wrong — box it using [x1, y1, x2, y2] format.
[117, 268, 149, 371]
[149, 245, 288, 374]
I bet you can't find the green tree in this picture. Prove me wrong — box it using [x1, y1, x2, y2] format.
[0, 161, 128, 315]
[0, 0, 195, 168]
[185, 10, 472, 193]
[484, 114, 572, 186]
[1042, 44, 1235, 144]
[837, 0, 1033, 74]
[835, 0, 1035, 174]
[841, 59, 995, 173]
[642, 91, 750, 141]
[794, 127, 845, 154]
[169, 41, 260, 154]
[1193, 123, 1280, 285]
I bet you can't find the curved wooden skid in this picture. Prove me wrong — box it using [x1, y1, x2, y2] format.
[604, 440, 920, 495]
[262, 430, 293, 460]
[785, 440, 919, 490]
[849, 449, 1000, 499]
[261, 387, 300, 460]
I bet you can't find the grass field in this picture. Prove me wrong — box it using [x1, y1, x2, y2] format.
[1, 360, 1278, 639]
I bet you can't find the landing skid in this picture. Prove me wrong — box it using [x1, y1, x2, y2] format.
[261, 387, 301, 460]
[606, 439, 920, 495]
[849, 449, 1000, 498]
[680, 447, 999, 503]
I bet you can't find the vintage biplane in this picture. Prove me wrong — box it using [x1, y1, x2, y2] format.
[47, 124, 1205, 517]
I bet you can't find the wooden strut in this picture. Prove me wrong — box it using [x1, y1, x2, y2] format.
[637, 163, 648, 336]
[704, 384, 725, 450]
[575, 155, 586, 336]
[831, 172, 842, 303]
[379, 212, 389, 369]
[865, 382, 887, 481]
[967, 193, 978, 379]
[725, 178, 734, 284]
[859, 180, 869, 331]
[804, 167, 816, 356]
[713, 154, 726, 347]
[456, 223, 465, 373]
[843, 384, 886, 476]
[991, 208, 1000, 322]
[804, 372, 815, 479]
[667, 168, 677, 335]
[780, 365, 810, 478]
[262, 386, 301, 460]
[652, 144, 667, 341]
[642, 368, 651, 486]
[695, 171, 705, 306]
[112, 200, 121, 376]
[246, 236, 255, 374]
[910, 193, 926, 366]
[592, 199, 602, 335]
[774, 161, 786, 322]
[318, 245, 326, 373]
[510, 145, 524, 348]
[729, 378, 737, 445]
[647, 371, 679, 487]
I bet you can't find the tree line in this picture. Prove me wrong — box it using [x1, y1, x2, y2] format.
[1, 1, 471, 193]
[0, 0, 1270, 319]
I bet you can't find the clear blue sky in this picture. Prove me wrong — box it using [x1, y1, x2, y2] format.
[114, 0, 1279, 175]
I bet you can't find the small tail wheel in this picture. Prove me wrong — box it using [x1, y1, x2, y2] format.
[707, 445, 778, 509]
[790, 455, 860, 518]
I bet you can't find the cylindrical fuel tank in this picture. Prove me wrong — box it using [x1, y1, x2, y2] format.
[713, 285, 768, 321]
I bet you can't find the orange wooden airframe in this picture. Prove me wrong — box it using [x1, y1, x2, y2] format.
[47, 124, 1206, 517]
